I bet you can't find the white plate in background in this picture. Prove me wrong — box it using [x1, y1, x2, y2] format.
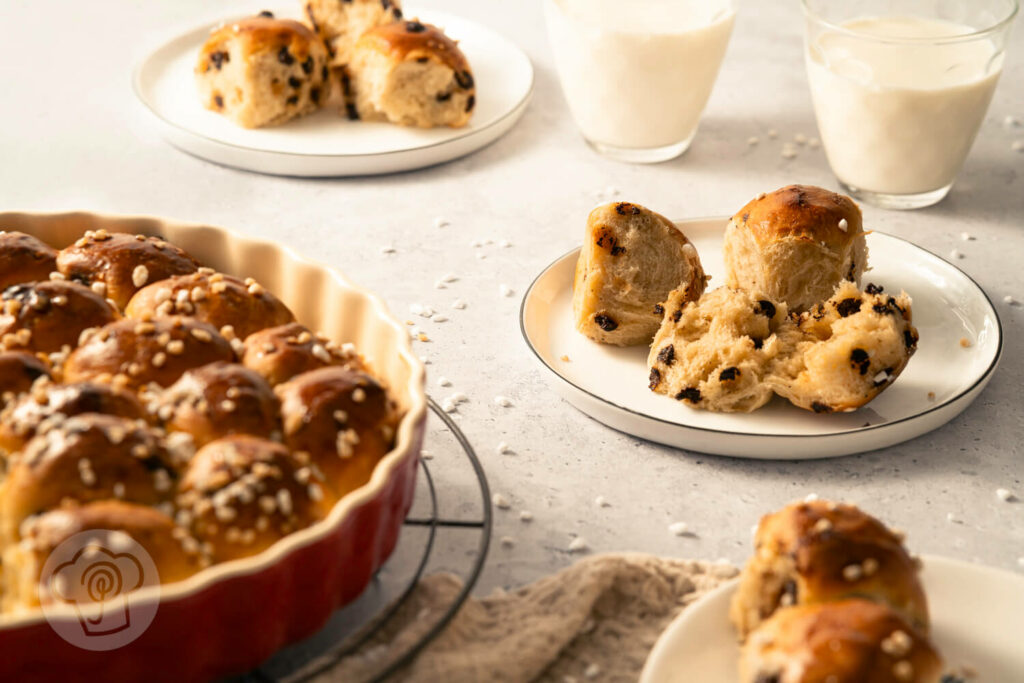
[640, 555, 1024, 682]
[520, 217, 1002, 459]
[133, 9, 533, 176]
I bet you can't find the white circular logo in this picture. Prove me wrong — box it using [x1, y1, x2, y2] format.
[39, 530, 160, 651]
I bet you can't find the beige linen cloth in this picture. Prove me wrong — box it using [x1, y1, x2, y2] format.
[316, 553, 738, 683]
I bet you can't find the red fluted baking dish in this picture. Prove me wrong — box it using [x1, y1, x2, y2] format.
[0, 212, 427, 682]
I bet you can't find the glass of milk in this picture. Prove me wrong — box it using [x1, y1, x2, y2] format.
[544, 0, 736, 163]
[803, 0, 1018, 209]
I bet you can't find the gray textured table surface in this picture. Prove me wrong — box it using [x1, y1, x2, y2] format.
[1, 0, 1021, 597]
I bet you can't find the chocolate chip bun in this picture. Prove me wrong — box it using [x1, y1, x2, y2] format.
[176, 435, 334, 562]
[3, 501, 204, 611]
[0, 352, 50, 403]
[156, 362, 280, 447]
[64, 317, 234, 390]
[647, 288, 795, 412]
[767, 281, 918, 414]
[574, 202, 708, 347]
[730, 500, 929, 640]
[125, 270, 295, 341]
[304, 0, 403, 67]
[346, 20, 475, 128]
[242, 322, 365, 386]
[0, 380, 148, 455]
[0, 231, 57, 290]
[196, 14, 332, 128]
[739, 600, 942, 683]
[0, 281, 118, 355]
[724, 186, 867, 313]
[275, 366, 398, 498]
[0, 415, 178, 543]
[56, 230, 199, 310]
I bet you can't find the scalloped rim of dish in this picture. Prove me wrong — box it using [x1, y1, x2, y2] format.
[520, 217, 1003, 440]
[0, 210, 427, 628]
[130, 9, 536, 160]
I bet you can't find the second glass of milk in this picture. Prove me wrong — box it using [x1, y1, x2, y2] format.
[804, 0, 1017, 209]
[544, 0, 735, 163]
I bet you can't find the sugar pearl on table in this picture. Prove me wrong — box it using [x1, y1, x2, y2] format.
[519, 510, 533, 522]
[492, 493, 511, 509]
[499, 284, 514, 297]
[804, 493, 819, 502]
[494, 396, 512, 407]
[595, 496, 610, 507]
[441, 399, 457, 413]
[950, 249, 964, 260]
[996, 488, 1015, 502]
[500, 536, 515, 547]
[568, 537, 588, 553]
[437, 377, 452, 387]
[433, 216, 449, 228]
[747, 136, 759, 146]
[1012, 140, 1024, 152]
[497, 441, 511, 454]
[1004, 295, 1018, 305]
[432, 315, 449, 323]
[808, 137, 821, 148]
[1004, 115, 1021, 127]
[781, 144, 798, 159]
[960, 232, 975, 241]
[499, 240, 512, 248]
[794, 133, 808, 145]
[380, 246, 396, 254]
[420, 449, 433, 460]
[946, 512, 961, 523]
[668, 521, 689, 536]
[768, 129, 778, 139]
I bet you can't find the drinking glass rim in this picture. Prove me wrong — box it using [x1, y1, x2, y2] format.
[801, 0, 1019, 44]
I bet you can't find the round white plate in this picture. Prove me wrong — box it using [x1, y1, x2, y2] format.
[520, 217, 1002, 459]
[640, 555, 1024, 682]
[132, 8, 534, 176]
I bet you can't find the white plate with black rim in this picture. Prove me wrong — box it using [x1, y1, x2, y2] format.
[132, 8, 533, 177]
[640, 555, 1024, 682]
[520, 217, 1002, 459]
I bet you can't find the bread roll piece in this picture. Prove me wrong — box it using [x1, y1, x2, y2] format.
[0, 380, 148, 455]
[730, 500, 929, 640]
[0, 280, 118, 355]
[574, 202, 707, 346]
[156, 362, 280, 447]
[56, 230, 199, 310]
[177, 435, 334, 562]
[276, 366, 399, 497]
[3, 502, 203, 612]
[346, 20, 475, 128]
[242, 322, 365, 386]
[724, 185, 867, 312]
[0, 415, 178, 543]
[303, 0, 403, 67]
[0, 231, 57, 290]
[768, 281, 918, 414]
[64, 317, 234, 390]
[196, 14, 331, 128]
[647, 288, 794, 412]
[739, 600, 942, 683]
[125, 269, 294, 341]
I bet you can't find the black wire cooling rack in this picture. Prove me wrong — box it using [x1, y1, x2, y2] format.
[242, 397, 492, 683]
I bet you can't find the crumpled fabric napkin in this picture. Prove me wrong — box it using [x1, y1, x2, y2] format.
[314, 553, 738, 683]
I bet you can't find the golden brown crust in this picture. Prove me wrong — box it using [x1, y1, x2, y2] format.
[125, 271, 294, 341]
[0, 351, 50, 402]
[198, 16, 324, 74]
[56, 230, 199, 310]
[732, 500, 929, 638]
[356, 20, 472, 79]
[20, 502, 203, 591]
[63, 317, 235, 390]
[157, 362, 280, 447]
[275, 366, 397, 497]
[177, 435, 334, 562]
[0, 280, 119, 354]
[0, 231, 58, 290]
[732, 185, 863, 250]
[1, 414, 177, 542]
[0, 380, 148, 455]
[740, 600, 943, 683]
[242, 322, 365, 386]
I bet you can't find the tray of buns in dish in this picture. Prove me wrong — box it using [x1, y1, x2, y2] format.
[521, 184, 1002, 458]
[133, 2, 534, 176]
[641, 498, 1024, 681]
[0, 212, 426, 682]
